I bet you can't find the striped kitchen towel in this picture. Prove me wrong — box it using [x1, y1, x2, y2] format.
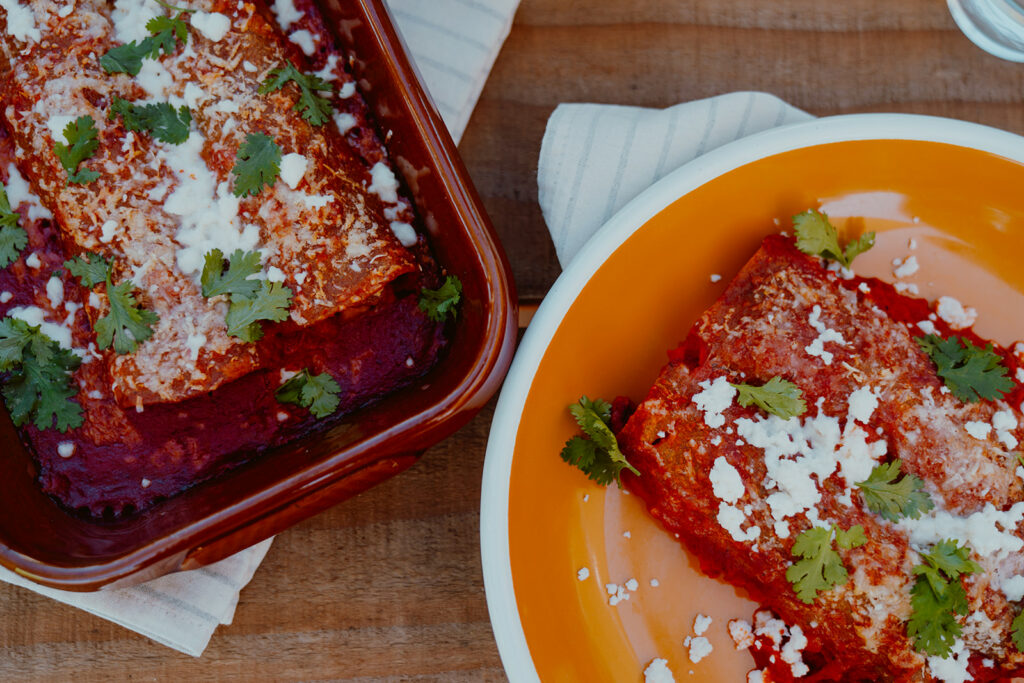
[0, 0, 520, 657]
[538, 92, 813, 266]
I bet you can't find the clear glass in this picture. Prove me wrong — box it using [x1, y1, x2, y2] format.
[948, 0, 1024, 62]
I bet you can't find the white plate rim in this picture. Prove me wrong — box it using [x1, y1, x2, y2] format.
[479, 112, 1024, 682]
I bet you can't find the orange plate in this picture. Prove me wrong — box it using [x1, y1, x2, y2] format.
[482, 116, 1024, 681]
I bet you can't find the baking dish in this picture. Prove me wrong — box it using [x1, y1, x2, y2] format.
[0, 0, 517, 590]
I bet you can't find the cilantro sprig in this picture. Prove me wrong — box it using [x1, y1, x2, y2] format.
[64, 252, 159, 354]
[200, 249, 293, 342]
[793, 209, 875, 269]
[730, 376, 806, 419]
[53, 116, 101, 185]
[0, 182, 27, 269]
[0, 317, 83, 432]
[1012, 610, 1024, 652]
[856, 459, 933, 522]
[418, 276, 462, 322]
[915, 334, 1013, 403]
[908, 540, 981, 657]
[258, 61, 334, 126]
[786, 524, 867, 604]
[231, 133, 282, 197]
[559, 396, 639, 487]
[275, 369, 341, 419]
[109, 97, 192, 145]
[99, 3, 192, 76]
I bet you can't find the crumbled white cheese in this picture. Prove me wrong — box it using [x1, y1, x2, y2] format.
[5, 164, 52, 220]
[692, 376, 736, 429]
[964, 421, 991, 440]
[164, 132, 259, 279]
[279, 153, 308, 189]
[693, 614, 712, 636]
[141, 478, 151, 488]
[893, 255, 919, 278]
[266, 266, 285, 283]
[183, 82, 208, 109]
[927, 638, 973, 683]
[100, 219, 119, 243]
[0, 291, 12, 303]
[191, 11, 231, 42]
[333, 111, 357, 134]
[917, 320, 937, 335]
[684, 636, 712, 663]
[717, 503, 760, 543]
[728, 619, 754, 649]
[643, 658, 675, 683]
[650, 578, 659, 587]
[0, 0, 41, 42]
[271, 0, 303, 31]
[936, 296, 977, 330]
[288, 28, 317, 56]
[390, 221, 417, 247]
[780, 625, 809, 677]
[300, 193, 333, 210]
[368, 162, 400, 204]
[312, 53, 340, 82]
[57, 441, 75, 458]
[112, 0, 159, 43]
[993, 410, 1019, 450]
[242, 60, 258, 72]
[1001, 575, 1024, 601]
[900, 502, 1024, 559]
[805, 305, 845, 365]
[45, 276, 64, 309]
[24, 252, 41, 269]
[576, 567, 589, 581]
[858, 282, 870, 293]
[846, 386, 878, 424]
[710, 273, 722, 283]
[338, 81, 356, 99]
[747, 672, 764, 683]
[894, 282, 919, 295]
[710, 456, 745, 503]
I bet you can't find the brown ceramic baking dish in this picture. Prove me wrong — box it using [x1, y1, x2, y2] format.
[0, 0, 517, 590]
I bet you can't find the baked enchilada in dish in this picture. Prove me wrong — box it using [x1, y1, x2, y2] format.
[0, 0, 454, 515]
[565, 215, 1024, 681]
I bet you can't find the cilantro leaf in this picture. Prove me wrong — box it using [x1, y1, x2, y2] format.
[0, 183, 26, 269]
[64, 252, 112, 288]
[258, 61, 334, 126]
[224, 281, 292, 341]
[908, 540, 979, 657]
[53, 116, 101, 185]
[100, 4, 191, 76]
[231, 133, 282, 197]
[792, 209, 875, 269]
[786, 524, 866, 604]
[99, 41, 154, 76]
[856, 459, 934, 522]
[1012, 610, 1024, 653]
[275, 368, 341, 419]
[109, 96, 191, 145]
[730, 376, 806, 419]
[145, 13, 189, 56]
[0, 317, 83, 432]
[200, 249, 262, 299]
[66, 252, 158, 354]
[418, 276, 462, 322]
[559, 396, 638, 487]
[199, 249, 292, 342]
[95, 279, 159, 354]
[915, 334, 1013, 403]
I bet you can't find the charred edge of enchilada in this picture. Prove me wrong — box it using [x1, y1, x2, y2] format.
[617, 235, 1024, 681]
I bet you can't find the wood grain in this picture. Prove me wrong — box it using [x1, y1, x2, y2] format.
[3, 0, 1024, 679]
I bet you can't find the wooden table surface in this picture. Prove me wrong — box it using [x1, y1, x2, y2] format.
[3, 1, 1024, 680]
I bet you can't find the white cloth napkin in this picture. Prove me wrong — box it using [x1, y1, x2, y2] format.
[0, 0, 519, 657]
[538, 92, 813, 266]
